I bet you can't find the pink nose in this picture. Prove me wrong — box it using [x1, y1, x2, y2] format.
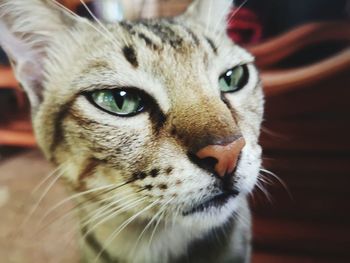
[195, 138, 246, 177]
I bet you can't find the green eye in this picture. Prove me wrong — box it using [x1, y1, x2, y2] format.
[90, 89, 144, 116]
[219, 65, 249, 93]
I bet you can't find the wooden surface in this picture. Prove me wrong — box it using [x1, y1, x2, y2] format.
[0, 151, 80, 263]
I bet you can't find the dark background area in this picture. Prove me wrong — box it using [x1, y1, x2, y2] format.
[238, 0, 348, 37]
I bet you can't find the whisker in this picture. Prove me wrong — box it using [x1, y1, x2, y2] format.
[63, 196, 143, 242]
[31, 164, 65, 194]
[262, 156, 276, 161]
[65, 197, 146, 255]
[255, 181, 273, 204]
[80, 188, 145, 224]
[82, 196, 148, 241]
[40, 184, 140, 234]
[212, 0, 248, 45]
[36, 181, 138, 234]
[38, 183, 116, 226]
[93, 199, 159, 263]
[148, 198, 174, 247]
[50, 0, 120, 47]
[21, 166, 67, 228]
[258, 173, 273, 185]
[261, 126, 287, 139]
[61, 194, 145, 250]
[171, 205, 182, 228]
[51, 0, 85, 21]
[60, 195, 146, 251]
[210, 0, 233, 37]
[226, 0, 248, 26]
[78, 0, 123, 48]
[260, 168, 292, 199]
[248, 188, 256, 204]
[132, 198, 172, 253]
[80, 191, 139, 227]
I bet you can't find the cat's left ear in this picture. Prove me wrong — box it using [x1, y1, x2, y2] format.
[181, 0, 233, 34]
[0, 0, 79, 111]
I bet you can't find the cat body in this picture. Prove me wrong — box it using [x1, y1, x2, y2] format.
[0, 0, 264, 262]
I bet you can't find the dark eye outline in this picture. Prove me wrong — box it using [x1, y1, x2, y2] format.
[85, 87, 149, 118]
[219, 64, 249, 93]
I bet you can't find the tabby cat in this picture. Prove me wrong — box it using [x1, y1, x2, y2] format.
[0, 0, 264, 262]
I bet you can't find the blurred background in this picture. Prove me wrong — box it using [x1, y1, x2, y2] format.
[0, 0, 349, 262]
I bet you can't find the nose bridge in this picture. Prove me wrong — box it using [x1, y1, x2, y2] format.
[170, 96, 240, 152]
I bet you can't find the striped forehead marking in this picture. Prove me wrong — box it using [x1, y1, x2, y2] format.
[122, 45, 138, 68]
[139, 20, 183, 49]
[119, 19, 207, 51]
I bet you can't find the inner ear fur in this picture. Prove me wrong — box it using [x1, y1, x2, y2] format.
[0, 0, 79, 110]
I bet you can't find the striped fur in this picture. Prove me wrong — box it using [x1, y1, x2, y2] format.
[0, 0, 263, 262]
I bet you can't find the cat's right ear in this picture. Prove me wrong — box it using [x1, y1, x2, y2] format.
[0, 0, 80, 111]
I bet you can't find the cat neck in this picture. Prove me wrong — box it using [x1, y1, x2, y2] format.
[78, 197, 251, 263]
[80, 213, 209, 262]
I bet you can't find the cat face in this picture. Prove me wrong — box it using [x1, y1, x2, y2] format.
[0, 0, 263, 229]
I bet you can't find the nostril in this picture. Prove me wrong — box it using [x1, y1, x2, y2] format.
[187, 153, 218, 174]
[195, 138, 246, 178]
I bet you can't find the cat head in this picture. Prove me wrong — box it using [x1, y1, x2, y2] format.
[0, 0, 263, 229]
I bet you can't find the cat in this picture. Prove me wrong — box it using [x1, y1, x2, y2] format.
[0, 0, 264, 262]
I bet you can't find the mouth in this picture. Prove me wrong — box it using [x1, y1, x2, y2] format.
[183, 189, 239, 216]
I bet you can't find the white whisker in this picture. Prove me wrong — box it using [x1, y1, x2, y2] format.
[58, 195, 146, 254]
[209, 5, 231, 43]
[59, 193, 144, 249]
[132, 197, 173, 253]
[171, 205, 182, 228]
[260, 168, 292, 199]
[31, 164, 65, 194]
[80, 190, 138, 227]
[78, 0, 123, 48]
[38, 183, 116, 225]
[50, 0, 120, 48]
[94, 199, 159, 263]
[148, 198, 173, 247]
[213, 0, 248, 45]
[82, 196, 148, 240]
[255, 180, 273, 204]
[21, 166, 67, 228]
[227, 0, 248, 26]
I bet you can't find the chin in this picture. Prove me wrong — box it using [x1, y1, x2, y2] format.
[179, 194, 243, 231]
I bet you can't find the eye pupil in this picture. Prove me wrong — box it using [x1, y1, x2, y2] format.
[114, 91, 126, 109]
[224, 71, 233, 86]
